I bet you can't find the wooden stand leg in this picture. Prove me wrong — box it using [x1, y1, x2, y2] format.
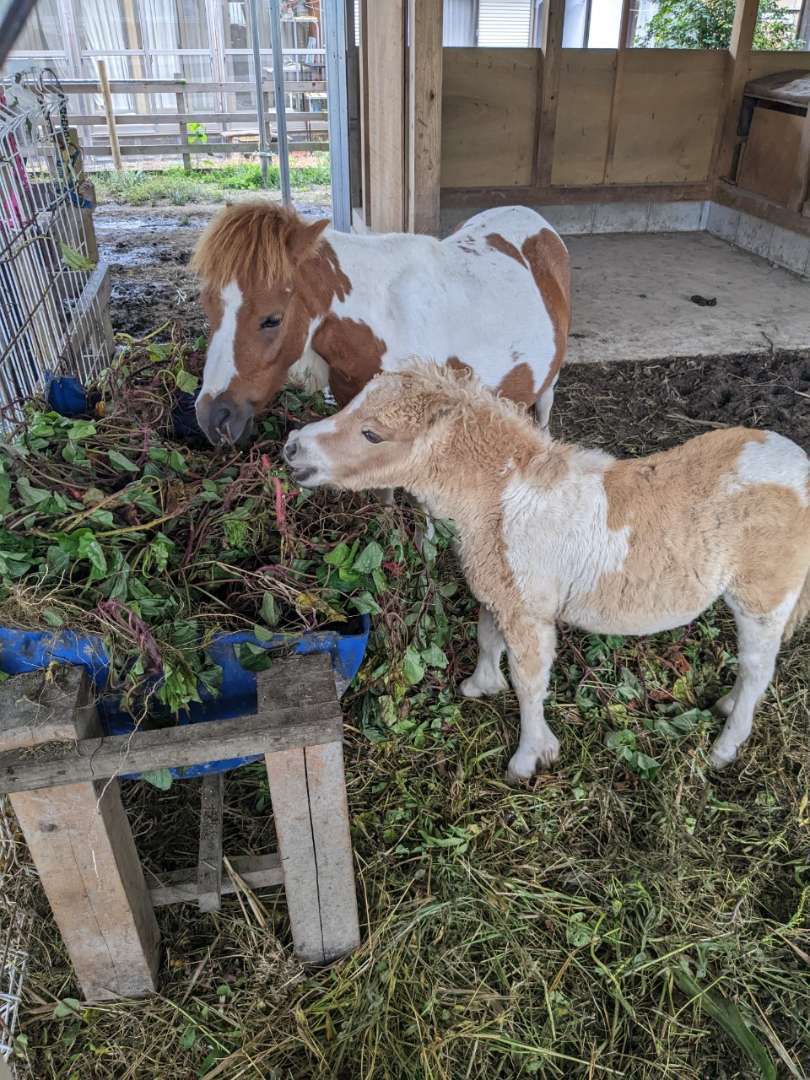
[10, 780, 160, 1000]
[198, 773, 224, 913]
[1, 668, 160, 1000]
[265, 740, 360, 963]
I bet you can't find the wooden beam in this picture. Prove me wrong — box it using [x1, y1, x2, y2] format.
[0, 666, 95, 752]
[366, 0, 406, 232]
[174, 73, 192, 174]
[788, 106, 810, 213]
[717, 0, 760, 180]
[441, 181, 712, 208]
[96, 60, 122, 172]
[0, 656, 342, 794]
[149, 853, 283, 907]
[536, 0, 565, 187]
[197, 773, 224, 912]
[602, 0, 633, 182]
[7, 667, 159, 1000]
[407, 0, 444, 234]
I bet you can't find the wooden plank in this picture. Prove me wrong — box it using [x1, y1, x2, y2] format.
[602, 0, 634, 182]
[60, 79, 327, 95]
[81, 141, 325, 158]
[738, 107, 805, 206]
[747, 51, 810, 84]
[744, 70, 810, 108]
[9, 689, 159, 1000]
[717, 0, 761, 180]
[551, 50, 615, 186]
[197, 773, 224, 912]
[0, 666, 94, 752]
[96, 60, 122, 172]
[302, 740, 361, 961]
[408, 0, 444, 234]
[441, 181, 712, 207]
[175, 74, 191, 174]
[150, 853, 283, 907]
[609, 50, 727, 183]
[715, 177, 810, 238]
[442, 48, 539, 188]
[788, 106, 810, 213]
[366, 0, 406, 231]
[536, 0, 565, 186]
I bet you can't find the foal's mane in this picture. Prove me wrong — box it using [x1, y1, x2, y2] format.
[191, 201, 323, 289]
[393, 362, 539, 435]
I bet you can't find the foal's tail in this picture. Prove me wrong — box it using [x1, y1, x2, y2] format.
[784, 570, 810, 640]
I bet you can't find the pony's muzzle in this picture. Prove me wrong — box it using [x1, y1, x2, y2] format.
[196, 394, 254, 447]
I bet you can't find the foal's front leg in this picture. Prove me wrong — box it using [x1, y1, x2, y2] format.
[503, 617, 560, 782]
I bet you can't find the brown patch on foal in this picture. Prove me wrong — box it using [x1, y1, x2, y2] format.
[496, 362, 536, 406]
[522, 230, 570, 396]
[486, 233, 527, 267]
[312, 315, 387, 406]
[446, 356, 472, 377]
[592, 427, 809, 621]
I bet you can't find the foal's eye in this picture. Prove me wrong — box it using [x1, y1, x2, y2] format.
[260, 314, 283, 330]
[362, 429, 384, 444]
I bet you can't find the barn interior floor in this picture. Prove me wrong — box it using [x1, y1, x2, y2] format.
[566, 231, 809, 365]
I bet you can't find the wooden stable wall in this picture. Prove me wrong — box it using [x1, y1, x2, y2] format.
[357, 0, 810, 237]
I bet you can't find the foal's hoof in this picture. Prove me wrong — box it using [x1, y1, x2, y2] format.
[459, 672, 508, 699]
[505, 741, 560, 784]
[709, 744, 737, 770]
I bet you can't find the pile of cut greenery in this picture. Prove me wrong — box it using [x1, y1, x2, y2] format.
[0, 335, 453, 724]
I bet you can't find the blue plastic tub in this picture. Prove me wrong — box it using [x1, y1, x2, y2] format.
[0, 619, 370, 779]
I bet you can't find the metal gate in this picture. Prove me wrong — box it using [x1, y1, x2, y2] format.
[0, 69, 112, 426]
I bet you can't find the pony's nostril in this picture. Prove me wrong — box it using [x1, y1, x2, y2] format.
[210, 400, 233, 437]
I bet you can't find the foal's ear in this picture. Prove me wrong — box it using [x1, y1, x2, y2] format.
[288, 218, 329, 265]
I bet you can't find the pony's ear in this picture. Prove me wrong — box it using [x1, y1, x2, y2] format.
[288, 217, 329, 265]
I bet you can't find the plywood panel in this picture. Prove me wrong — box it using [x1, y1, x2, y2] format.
[748, 50, 810, 82]
[441, 48, 539, 187]
[609, 50, 726, 183]
[552, 50, 616, 185]
[738, 107, 803, 205]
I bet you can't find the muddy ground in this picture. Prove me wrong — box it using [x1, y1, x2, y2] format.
[96, 204, 809, 451]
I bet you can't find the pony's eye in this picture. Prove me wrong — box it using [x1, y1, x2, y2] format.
[362, 429, 384, 444]
[260, 314, 283, 330]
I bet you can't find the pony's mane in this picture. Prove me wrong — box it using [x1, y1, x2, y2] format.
[190, 201, 322, 288]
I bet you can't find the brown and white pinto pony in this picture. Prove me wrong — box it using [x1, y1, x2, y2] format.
[282, 364, 810, 782]
[190, 201, 569, 444]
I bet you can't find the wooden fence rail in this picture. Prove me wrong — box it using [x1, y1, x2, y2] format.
[61, 77, 329, 170]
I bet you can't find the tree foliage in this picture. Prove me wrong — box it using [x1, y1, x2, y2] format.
[639, 0, 802, 50]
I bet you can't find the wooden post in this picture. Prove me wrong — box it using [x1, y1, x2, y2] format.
[535, 0, 565, 187]
[602, 0, 633, 182]
[2, 669, 160, 1000]
[260, 662, 360, 963]
[365, 0, 407, 232]
[197, 773, 224, 912]
[407, 0, 443, 235]
[357, 0, 371, 227]
[174, 74, 192, 174]
[788, 107, 810, 214]
[716, 0, 760, 182]
[96, 59, 123, 173]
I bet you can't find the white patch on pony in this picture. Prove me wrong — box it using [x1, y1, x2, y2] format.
[202, 281, 241, 399]
[727, 431, 809, 504]
[287, 348, 330, 393]
[501, 468, 630, 616]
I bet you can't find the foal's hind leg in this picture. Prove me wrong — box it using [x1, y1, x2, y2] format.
[460, 606, 508, 698]
[710, 596, 789, 768]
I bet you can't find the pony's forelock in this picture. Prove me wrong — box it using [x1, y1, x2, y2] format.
[191, 201, 324, 289]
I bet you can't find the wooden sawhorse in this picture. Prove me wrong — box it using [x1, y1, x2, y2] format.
[0, 653, 359, 1000]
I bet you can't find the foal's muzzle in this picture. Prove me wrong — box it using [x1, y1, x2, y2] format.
[196, 394, 255, 447]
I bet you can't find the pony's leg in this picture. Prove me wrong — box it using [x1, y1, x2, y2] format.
[460, 606, 509, 698]
[504, 618, 560, 782]
[374, 489, 395, 507]
[534, 375, 559, 429]
[709, 597, 787, 768]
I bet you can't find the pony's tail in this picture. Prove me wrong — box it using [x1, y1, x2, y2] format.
[784, 570, 810, 640]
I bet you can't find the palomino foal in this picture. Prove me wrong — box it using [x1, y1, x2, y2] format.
[283, 365, 810, 782]
[191, 202, 569, 445]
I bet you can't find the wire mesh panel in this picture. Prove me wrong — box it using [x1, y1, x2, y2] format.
[0, 68, 112, 426]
